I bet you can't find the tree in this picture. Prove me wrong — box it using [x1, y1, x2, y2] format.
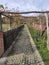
[0, 5, 4, 10]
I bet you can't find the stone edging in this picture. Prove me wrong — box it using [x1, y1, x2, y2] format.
[25, 25, 45, 65]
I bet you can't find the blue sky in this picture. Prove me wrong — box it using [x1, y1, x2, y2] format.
[0, 0, 49, 16]
[0, 0, 49, 12]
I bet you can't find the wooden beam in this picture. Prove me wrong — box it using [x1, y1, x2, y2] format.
[45, 13, 49, 50]
[0, 11, 49, 14]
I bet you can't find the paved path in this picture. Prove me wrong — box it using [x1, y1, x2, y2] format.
[9, 25, 33, 55]
[0, 25, 44, 65]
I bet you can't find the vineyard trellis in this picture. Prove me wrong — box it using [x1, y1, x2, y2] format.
[0, 11, 49, 50]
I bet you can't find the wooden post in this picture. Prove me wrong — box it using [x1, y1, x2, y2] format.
[45, 13, 49, 50]
[0, 13, 4, 56]
[9, 16, 13, 30]
[0, 13, 2, 30]
[9, 13, 11, 30]
[9, 17, 11, 30]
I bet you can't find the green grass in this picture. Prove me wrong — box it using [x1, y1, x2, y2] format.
[28, 26, 49, 65]
[2, 24, 10, 32]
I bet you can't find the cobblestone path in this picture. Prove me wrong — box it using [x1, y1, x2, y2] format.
[4, 25, 44, 65]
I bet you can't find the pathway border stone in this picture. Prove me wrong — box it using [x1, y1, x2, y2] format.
[25, 25, 45, 65]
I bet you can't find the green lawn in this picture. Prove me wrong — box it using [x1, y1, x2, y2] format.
[28, 26, 49, 65]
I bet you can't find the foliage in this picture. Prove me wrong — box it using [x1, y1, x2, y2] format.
[0, 5, 4, 10]
[28, 25, 49, 65]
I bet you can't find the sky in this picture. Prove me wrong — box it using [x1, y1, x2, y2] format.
[0, 0, 49, 16]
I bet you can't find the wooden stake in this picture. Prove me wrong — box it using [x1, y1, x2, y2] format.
[45, 13, 49, 50]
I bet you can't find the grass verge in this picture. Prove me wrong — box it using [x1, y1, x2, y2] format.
[2, 24, 10, 32]
[28, 26, 49, 65]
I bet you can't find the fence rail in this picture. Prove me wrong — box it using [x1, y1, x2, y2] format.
[0, 11, 49, 14]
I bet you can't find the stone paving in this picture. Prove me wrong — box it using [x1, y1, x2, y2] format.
[8, 26, 33, 56]
[2, 25, 44, 65]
